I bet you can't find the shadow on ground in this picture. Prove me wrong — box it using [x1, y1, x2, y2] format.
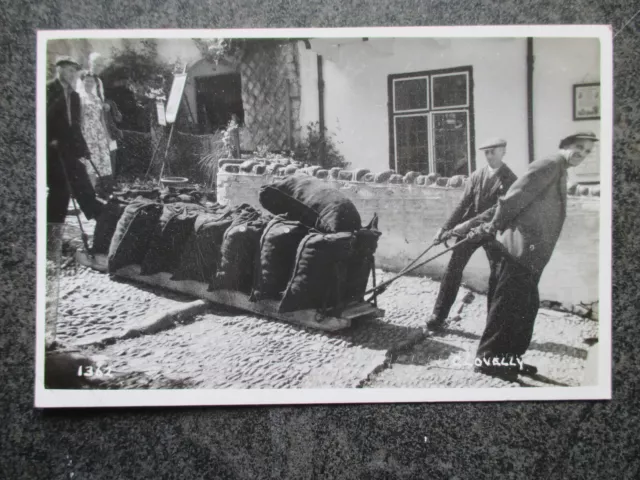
[442, 328, 588, 360]
[331, 317, 427, 353]
[391, 338, 466, 365]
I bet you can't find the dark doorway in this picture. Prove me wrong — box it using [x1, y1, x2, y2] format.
[195, 73, 244, 134]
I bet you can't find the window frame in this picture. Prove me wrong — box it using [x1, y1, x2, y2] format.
[430, 108, 471, 176]
[387, 66, 475, 175]
[430, 71, 470, 110]
[392, 75, 429, 113]
[393, 112, 430, 173]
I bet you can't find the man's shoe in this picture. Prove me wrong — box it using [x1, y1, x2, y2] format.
[474, 364, 519, 382]
[520, 363, 538, 376]
[426, 314, 446, 331]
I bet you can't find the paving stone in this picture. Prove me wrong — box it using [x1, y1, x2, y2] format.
[53, 264, 596, 390]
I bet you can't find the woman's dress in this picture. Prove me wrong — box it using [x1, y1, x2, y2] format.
[80, 89, 112, 184]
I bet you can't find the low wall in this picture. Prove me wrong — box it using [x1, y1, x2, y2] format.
[216, 165, 601, 307]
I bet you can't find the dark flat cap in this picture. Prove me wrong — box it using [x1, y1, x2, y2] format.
[478, 138, 507, 150]
[55, 55, 82, 69]
[559, 131, 599, 148]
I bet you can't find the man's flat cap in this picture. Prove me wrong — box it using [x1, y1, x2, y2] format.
[559, 131, 599, 148]
[478, 138, 507, 150]
[55, 55, 82, 69]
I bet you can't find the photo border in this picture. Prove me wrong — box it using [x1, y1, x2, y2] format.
[35, 25, 614, 408]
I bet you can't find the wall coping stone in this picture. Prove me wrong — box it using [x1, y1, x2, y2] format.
[217, 162, 600, 197]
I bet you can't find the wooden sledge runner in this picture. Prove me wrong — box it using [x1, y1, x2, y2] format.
[75, 249, 385, 332]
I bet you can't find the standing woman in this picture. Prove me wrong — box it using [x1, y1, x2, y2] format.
[78, 71, 113, 197]
[88, 52, 123, 177]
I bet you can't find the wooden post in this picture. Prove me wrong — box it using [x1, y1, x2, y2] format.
[286, 79, 293, 151]
[317, 55, 326, 168]
[231, 113, 241, 159]
[160, 122, 176, 181]
[527, 37, 535, 164]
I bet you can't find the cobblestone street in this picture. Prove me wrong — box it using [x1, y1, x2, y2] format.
[48, 217, 599, 391]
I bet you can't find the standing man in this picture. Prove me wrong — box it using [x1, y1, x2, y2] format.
[47, 55, 103, 223]
[467, 131, 599, 379]
[427, 138, 518, 331]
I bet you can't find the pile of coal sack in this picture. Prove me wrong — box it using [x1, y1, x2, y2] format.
[91, 177, 381, 313]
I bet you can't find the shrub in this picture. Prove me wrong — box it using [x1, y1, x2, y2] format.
[293, 122, 350, 170]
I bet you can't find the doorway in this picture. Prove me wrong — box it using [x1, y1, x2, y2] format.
[195, 73, 244, 134]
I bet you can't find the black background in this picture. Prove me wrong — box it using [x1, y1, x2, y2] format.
[1, 1, 639, 478]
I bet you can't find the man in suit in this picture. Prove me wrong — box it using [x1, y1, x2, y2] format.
[47, 55, 103, 223]
[427, 138, 518, 331]
[467, 131, 599, 379]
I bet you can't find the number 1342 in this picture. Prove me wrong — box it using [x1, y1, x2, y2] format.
[77, 365, 113, 377]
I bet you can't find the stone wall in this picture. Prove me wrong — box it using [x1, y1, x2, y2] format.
[239, 41, 301, 151]
[216, 163, 601, 307]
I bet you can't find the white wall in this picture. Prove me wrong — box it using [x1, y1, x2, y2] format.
[533, 38, 601, 183]
[299, 38, 531, 176]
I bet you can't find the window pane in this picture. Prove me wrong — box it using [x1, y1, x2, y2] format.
[432, 74, 468, 108]
[395, 115, 429, 174]
[432, 111, 469, 177]
[394, 78, 428, 111]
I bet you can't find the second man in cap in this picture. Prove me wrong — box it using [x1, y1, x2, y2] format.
[427, 138, 518, 331]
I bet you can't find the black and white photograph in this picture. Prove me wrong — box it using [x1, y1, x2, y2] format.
[35, 26, 612, 408]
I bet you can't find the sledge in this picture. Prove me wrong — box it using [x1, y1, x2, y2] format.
[75, 249, 385, 332]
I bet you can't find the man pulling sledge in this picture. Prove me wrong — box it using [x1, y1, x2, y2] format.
[427, 137, 518, 331]
[464, 131, 599, 380]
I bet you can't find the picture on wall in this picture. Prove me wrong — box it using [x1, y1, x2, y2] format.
[573, 83, 601, 120]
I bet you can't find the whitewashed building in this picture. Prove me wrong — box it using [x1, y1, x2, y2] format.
[298, 37, 602, 184]
[47, 36, 602, 184]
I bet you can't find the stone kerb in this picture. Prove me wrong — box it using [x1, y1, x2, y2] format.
[216, 161, 601, 306]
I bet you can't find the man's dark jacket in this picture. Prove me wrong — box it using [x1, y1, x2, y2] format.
[442, 164, 518, 232]
[46, 78, 90, 161]
[489, 153, 569, 274]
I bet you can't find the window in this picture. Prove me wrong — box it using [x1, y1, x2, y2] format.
[388, 67, 475, 176]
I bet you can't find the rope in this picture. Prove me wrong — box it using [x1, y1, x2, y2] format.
[364, 237, 474, 298]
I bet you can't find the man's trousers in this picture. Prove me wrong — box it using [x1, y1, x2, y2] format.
[432, 239, 501, 321]
[476, 257, 542, 363]
[47, 147, 102, 224]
